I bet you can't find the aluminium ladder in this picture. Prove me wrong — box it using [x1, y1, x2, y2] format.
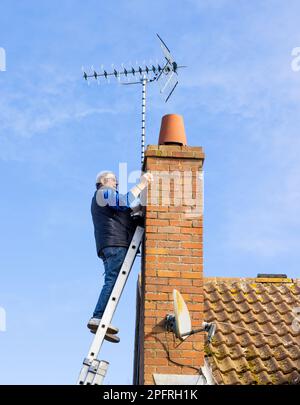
[77, 223, 144, 385]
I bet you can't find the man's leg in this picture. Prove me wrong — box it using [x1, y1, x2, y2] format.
[93, 247, 128, 319]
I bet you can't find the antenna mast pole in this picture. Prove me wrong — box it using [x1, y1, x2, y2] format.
[141, 75, 147, 166]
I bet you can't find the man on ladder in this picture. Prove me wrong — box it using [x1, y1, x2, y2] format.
[88, 170, 153, 342]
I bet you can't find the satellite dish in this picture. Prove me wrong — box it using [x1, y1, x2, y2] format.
[165, 289, 216, 343]
[173, 289, 192, 340]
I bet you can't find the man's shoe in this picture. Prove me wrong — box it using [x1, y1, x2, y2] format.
[90, 329, 120, 343]
[87, 317, 119, 334]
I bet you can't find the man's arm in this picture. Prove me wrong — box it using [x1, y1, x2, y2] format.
[96, 172, 154, 211]
[96, 188, 135, 211]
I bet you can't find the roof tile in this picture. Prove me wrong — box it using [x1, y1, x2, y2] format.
[204, 278, 300, 384]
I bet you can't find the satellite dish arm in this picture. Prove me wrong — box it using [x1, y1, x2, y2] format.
[181, 322, 216, 344]
[181, 327, 205, 337]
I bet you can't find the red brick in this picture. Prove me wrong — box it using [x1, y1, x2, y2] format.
[147, 212, 158, 219]
[144, 341, 161, 349]
[168, 233, 190, 241]
[158, 212, 182, 220]
[181, 257, 203, 264]
[181, 227, 202, 234]
[144, 284, 160, 293]
[143, 366, 157, 374]
[192, 249, 203, 256]
[157, 241, 180, 249]
[146, 358, 169, 366]
[156, 365, 184, 374]
[167, 249, 193, 256]
[145, 262, 169, 271]
[143, 269, 157, 277]
[182, 242, 203, 249]
[190, 264, 203, 271]
[168, 206, 192, 213]
[145, 255, 158, 262]
[167, 263, 190, 271]
[144, 302, 156, 310]
[168, 278, 192, 286]
[145, 292, 168, 301]
[146, 226, 157, 233]
[146, 240, 158, 248]
[152, 302, 173, 310]
[160, 226, 181, 234]
[146, 277, 168, 285]
[188, 303, 203, 311]
[169, 220, 193, 227]
[146, 233, 169, 240]
[156, 255, 180, 262]
[144, 350, 156, 358]
[146, 219, 170, 226]
[146, 248, 169, 255]
[181, 272, 202, 279]
[157, 270, 180, 278]
[146, 205, 169, 212]
[178, 350, 197, 358]
[149, 163, 170, 170]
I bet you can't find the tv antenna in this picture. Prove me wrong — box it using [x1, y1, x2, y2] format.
[165, 289, 216, 344]
[82, 34, 186, 166]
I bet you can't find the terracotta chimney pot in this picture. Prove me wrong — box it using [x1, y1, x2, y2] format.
[158, 114, 187, 145]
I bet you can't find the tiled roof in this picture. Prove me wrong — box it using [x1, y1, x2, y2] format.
[204, 277, 300, 385]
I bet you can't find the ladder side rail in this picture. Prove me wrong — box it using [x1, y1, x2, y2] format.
[77, 225, 144, 384]
[87, 225, 144, 359]
[85, 360, 99, 385]
[77, 358, 91, 385]
[93, 360, 109, 385]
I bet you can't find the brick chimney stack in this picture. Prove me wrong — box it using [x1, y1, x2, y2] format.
[134, 114, 205, 385]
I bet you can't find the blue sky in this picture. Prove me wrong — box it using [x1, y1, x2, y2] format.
[0, 0, 300, 385]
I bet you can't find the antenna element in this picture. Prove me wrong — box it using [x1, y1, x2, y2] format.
[82, 34, 186, 167]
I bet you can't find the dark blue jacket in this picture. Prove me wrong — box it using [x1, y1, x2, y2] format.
[91, 187, 137, 257]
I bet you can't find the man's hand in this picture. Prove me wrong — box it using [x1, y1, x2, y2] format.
[130, 172, 154, 199]
[140, 172, 154, 186]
